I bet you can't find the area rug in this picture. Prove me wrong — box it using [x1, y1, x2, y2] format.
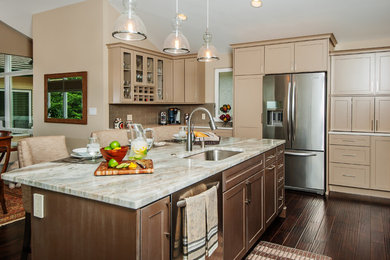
[247, 241, 332, 260]
[0, 185, 25, 226]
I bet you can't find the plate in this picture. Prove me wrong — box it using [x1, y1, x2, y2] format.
[154, 141, 166, 147]
[72, 148, 88, 156]
[70, 153, 102, 159]
[173, 134, 186, 141]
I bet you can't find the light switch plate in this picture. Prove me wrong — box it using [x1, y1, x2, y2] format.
[202, 113, 206, 120]
[127, 114, 133, 121]
[88, 107, 97, 115]
[33, 193, 45, 218]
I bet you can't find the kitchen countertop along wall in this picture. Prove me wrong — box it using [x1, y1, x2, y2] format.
[109, 103, 217, 127]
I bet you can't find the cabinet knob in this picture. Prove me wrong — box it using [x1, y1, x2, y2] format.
[164, 232, 171, 238]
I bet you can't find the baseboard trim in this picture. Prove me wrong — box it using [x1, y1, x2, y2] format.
[329, 185, 390, 202]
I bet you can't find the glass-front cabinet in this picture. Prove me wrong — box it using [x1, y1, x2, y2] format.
[108, 44, 175, 104]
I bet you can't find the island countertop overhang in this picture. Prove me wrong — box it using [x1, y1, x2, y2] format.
[2, 138, 285, 210]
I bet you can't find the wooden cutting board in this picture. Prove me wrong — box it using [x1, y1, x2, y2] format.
[94, 159, 154, 176]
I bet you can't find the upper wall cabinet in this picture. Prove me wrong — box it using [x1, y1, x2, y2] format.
[376, 52, 390, 95]
[234, 46, 264, 75]
[294, 39, 328, 72]
[184, 58, 205, 103]
[173, 59, 185, 103]
[331, 53, 375, 95]
[264, 39, 329, 74]
[265, 43, 294, 74]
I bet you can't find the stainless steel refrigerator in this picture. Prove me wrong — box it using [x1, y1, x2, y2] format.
[263, 72, 326, 195]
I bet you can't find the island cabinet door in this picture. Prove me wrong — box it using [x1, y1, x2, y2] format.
[140, 196, 170, 260]
[246, 170, 264, 249]
[223, 181, 246, 260]
[264, 163, 276, 226]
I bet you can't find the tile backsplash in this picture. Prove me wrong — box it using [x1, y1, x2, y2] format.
[109, 103, 218, 128]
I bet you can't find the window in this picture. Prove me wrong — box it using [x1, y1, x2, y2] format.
[214, 68, 233, 122]
[0, 54, 33, 131]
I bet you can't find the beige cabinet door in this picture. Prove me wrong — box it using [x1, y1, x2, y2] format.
[234, 46, 264, 75]
[371, 136, 390, 191]
[330, 97, 352, 131]
[234, 75, 263, 138]
[184, 58, 205, 103]
[173, 59, 185, 102]
[163, 59, 173, 102]
[331, 53, 375, 95]
[375, 97, 390, 133]
[294, 39, 328, 72]
[375, 51, 390, 95]
[352, 97, 375, 132]
[264, 43, 294, 74]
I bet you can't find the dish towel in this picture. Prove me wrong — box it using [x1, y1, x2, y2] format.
[204, 186, 218, 257]
[173, 184, 207, 259]
[183, 193, 206, 260]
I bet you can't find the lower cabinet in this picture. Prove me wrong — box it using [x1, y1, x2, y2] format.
[140, 196, 170, 260]
[371, 136, 390, 191]
[223, 145, 284, 260]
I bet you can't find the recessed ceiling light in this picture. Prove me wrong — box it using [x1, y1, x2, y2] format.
[251, 0, 262, 8]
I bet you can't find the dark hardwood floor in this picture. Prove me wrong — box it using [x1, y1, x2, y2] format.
[259, 190, 390, 260]
[0, 191, 389, 260]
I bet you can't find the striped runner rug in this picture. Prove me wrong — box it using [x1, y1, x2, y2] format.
[246, 241, 332, 260]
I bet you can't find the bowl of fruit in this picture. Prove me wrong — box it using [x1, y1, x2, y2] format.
[100, 141, 129, 163]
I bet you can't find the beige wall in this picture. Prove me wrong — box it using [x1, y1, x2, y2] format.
[204, 52, 233, 103]
[0, 21, 32, 58]
[32, 0, 160, 150]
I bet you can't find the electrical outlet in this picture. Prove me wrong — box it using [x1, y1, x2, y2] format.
[33, 193, 45, 218]
[202, 113, 206, 120]
[88, 107, 97, 115]
[127, 114, 133, 121]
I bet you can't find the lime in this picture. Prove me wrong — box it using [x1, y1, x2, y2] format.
[108, 158, 119, 168]
[134, 154, 144, 160]
[116, 163, 128, 169]
[104, 146, 112, 150]
[110, 141, 121, 149]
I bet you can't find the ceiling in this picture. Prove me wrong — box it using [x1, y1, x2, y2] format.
[1, 0, 390, 54]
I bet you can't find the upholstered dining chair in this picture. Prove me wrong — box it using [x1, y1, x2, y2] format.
[91, 129, 129, 147]
[17, 135, 69, 260]
[0, 130, 12, 214]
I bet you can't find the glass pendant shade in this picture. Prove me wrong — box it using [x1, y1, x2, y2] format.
[163, 27, 190, 54]
[197, 32, 219, 62]
[112, 0, 147, 41]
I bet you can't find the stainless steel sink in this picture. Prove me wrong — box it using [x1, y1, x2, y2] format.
[184, 149, 242, 161]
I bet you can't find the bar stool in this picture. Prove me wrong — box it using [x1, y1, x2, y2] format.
[0, 130, 12, 214]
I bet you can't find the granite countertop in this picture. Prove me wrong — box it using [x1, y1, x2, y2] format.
[2, 138, 284, 210]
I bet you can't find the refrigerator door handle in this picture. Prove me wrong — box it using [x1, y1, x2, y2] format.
[291, 81, 297, 142]
[286, 81, 291, 141]
[285, 151, 317, 157]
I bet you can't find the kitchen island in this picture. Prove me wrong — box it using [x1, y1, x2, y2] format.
[2, 137, 285, 260]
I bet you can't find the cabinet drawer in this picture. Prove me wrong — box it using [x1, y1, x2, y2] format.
[223, 154, 264, 192]
[277, 185, 284, 211]
[329, 134, 370, 147]
[265, 148, 276, 166]
[329, 163, 370, 188]
[276, 157, 284, 173]
[277, 171, 284, 188]
[276, 145, 284, 159]
[329, 145, 370, 165]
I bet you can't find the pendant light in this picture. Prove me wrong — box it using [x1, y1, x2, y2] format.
[197, 0, 219, 62]
[251, 0, 262, 8]
[112, 0, 147, 41]
[163, 0, 190, 54]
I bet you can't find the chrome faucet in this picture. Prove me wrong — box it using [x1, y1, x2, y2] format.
[186, 107, 217, 151]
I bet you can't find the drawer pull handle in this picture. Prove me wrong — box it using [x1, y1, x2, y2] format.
[342, 174, 355, 178]
[278, 164, 284, 169]
[278, 177, 284, 183]
[278, 196, 283, 201]
[342, 140, 355, 142]
[164, 232, 171, 238]
[343, 154, 356, 157]
[266, 165, 276, 170]
[267, 155, 275, 160]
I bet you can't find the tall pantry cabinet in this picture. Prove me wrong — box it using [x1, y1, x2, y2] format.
[329, 48, 390, 197]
